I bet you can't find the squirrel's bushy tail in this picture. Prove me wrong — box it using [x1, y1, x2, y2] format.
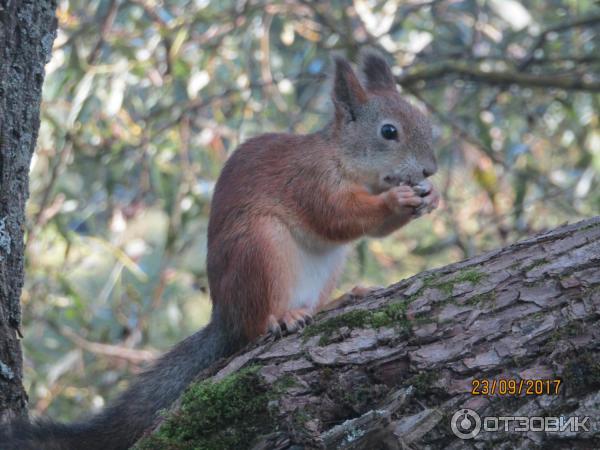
[0, 318, 239, 450]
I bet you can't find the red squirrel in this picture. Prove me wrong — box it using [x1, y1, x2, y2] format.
[1, 51, 438, 449]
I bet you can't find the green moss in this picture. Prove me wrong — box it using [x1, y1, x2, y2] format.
[440, 269, 485, 293]
[369, 302, 407, 327]
[273, 374, 299, 392]
[456, 269, 486, 284]
[302, 270, 487, 345]
[434, 269, 486, 295]
[134, 366, 273, 450]
[420, 273, 439, 289]
[303, 301, 409, 345]
[578, 220, 600, 232]
[404, 371, 438, 395]
[293, 409, 311, 426]
[302, 269, 485, 345]
[403, 269, 485, 300]
[463, 291, 496, 306]
[523, 257, 548, 271]
[369, 311, 390, 327]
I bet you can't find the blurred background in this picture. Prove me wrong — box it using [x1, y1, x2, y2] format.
[24, 0, 599, 420]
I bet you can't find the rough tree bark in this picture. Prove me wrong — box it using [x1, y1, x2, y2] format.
[0, 0, 57, 421]
[135, 216, 600, 450]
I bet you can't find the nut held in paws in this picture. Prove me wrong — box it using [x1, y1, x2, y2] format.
[413, 179, 433, 197]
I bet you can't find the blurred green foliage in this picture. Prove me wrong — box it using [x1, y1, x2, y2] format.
[23, 0, 600, 420]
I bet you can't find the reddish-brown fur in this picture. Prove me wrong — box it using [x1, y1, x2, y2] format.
[206, 132, 386, 338]
[207, 52, 439, 342]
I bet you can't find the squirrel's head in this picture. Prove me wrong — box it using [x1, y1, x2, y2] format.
[331, 51, 437, 192]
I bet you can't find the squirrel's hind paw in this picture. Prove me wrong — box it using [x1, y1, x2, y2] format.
[268, 309, 313, 338]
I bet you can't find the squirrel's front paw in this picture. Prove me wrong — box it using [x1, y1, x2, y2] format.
[382, 185, 423, 215]
[413, 183, 440, 217]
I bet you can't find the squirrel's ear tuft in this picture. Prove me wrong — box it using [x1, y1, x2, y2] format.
[332, 56, 368, 122]
[360, 50, 397, 91]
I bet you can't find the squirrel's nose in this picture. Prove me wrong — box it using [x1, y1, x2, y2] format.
[423, 159, 438, 178]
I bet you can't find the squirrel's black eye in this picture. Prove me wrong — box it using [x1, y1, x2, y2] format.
[380, 124, 398, 140]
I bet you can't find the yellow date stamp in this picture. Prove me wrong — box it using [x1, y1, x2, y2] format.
[471, 378, 561, 396]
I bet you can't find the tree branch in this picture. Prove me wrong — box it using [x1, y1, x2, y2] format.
[519, 13, 600, 70]
[134, 216, 600, 449]
[397, 61, 600, 91]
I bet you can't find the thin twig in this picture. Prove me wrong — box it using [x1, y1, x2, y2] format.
[397, 61, 600, 91]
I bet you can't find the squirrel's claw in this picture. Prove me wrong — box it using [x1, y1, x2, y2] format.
[267, 309, 313, 338]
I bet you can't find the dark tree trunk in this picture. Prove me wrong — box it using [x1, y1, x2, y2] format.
[0, 0, 57, 421]
[135, 216, 600, 450]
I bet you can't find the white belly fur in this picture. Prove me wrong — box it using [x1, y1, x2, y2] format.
[290, 243, 349, 311]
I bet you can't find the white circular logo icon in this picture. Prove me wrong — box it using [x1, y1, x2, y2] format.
[451, 408, 481, 439]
